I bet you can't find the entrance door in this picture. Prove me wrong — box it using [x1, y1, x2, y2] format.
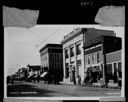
[77, 59, 82, 77]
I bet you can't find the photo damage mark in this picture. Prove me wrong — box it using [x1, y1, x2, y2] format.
[3, 6, 39, 28]
[95, 6, 125, 27]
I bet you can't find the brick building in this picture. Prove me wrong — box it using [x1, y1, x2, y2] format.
[83, 36, 122, 86]
[39, 44, 63, 83]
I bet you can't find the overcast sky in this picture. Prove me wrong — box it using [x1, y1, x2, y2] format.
[4, 25, 124, 75]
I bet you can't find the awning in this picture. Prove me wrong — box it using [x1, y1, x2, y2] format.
[40, 72, 47, 78]
[28, 74, 34, 78]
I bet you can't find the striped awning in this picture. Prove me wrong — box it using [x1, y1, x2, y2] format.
[40, 72, 47, 77]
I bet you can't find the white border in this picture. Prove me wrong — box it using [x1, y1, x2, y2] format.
[121, 28, 125, 97]
[4, 28, 7, 98]
[4, 25, 125, 101]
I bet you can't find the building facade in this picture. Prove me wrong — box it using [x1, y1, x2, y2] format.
[61, 28, 85, 84]
[83, 36, 122, 86]
[61, 28, 115, 84]
[39, 44, 63, 82]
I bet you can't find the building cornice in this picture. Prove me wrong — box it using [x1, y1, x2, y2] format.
[61, 28, 83, 44]
[39, 43, 62, 53]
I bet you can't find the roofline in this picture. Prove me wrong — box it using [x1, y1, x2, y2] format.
[83, 35, 122, 49]
[39, 43, 62, 52]
[60, 27, 115, 45]
[60, 28, 84, 44]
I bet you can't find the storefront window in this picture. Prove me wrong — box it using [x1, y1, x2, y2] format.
[114, 63, 117, 71]
[106, 64, 112, 75]
[106, 63, 113, 81]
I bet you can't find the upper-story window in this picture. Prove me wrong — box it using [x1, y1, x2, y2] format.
[88, 55, 91, 64]
[77, 59, 82, 66]
[70, 47, 74, 57]
[65, 49, 69, 58]
[92, 53, 95, 64]
[97, 52, 100, 63]
[76, 44, 81, 55]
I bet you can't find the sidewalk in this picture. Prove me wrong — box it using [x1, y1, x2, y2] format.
[92, 82, 120, 88]
[60, 81, 121, 89]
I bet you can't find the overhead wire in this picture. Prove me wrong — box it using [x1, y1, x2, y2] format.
[22, 26, 62, 66]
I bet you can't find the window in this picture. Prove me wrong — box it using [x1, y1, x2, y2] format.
[106, 64, 112, 75]
[114, 63, 117, 71]
[70, 47, 74, 57]
[97, 52, 100, 63]
[77, 59, 82, 66]
[118, 62, 121, 72]
[92, 53, 95, 64]
[65, 49, 69, 58]
[88, 55, 91, 64]
[76, 44, 81, 55]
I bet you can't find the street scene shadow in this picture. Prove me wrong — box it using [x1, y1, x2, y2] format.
[7, 83, 56, 97]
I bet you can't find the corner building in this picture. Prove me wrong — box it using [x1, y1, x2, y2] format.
[61, 28, 85, 84]
[61, 28, 115, 84]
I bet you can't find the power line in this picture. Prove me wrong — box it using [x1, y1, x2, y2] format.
[37, 26, 61, 47]
[23, 26, 62, 66]
[28, 29, 43, 41]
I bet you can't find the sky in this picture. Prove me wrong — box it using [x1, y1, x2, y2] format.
[4, 25, 124, 75]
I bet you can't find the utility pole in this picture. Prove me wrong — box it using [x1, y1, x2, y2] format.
[102, 36, 107, 87]
[82, 28, 87, 82]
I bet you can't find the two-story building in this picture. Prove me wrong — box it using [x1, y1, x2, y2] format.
[83, 36, 122, 87]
